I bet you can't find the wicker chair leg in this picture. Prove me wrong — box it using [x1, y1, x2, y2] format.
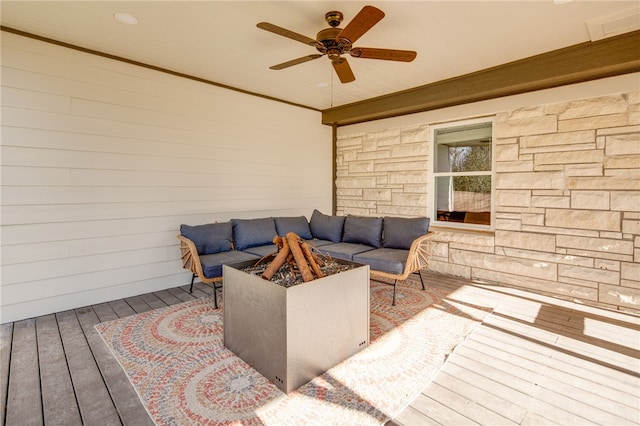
[392, 279, 398, 306]
[189, 274, 196, 293]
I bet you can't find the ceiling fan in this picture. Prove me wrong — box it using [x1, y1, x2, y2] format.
[257, 5, 417, 84]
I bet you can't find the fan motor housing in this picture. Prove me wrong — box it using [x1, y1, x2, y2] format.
[316, 27, 351, 55]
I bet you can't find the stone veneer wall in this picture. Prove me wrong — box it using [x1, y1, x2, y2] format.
[336, 91, 640, 313]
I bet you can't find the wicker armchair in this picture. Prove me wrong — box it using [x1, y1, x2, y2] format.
[178, 235, 224, 309]
[369, 231, 435, 306]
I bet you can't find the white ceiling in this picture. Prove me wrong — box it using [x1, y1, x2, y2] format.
[2, 1, 639, 110]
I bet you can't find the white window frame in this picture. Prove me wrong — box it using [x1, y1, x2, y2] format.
[429, 116, 496, 231]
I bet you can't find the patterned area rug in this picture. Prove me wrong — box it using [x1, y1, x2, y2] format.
[96, 278, 492, 425]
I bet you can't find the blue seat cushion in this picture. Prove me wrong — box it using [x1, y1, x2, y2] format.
[318, 242, 374, 261]
[274, 216, 312, 240]
[199, 251, 260, 279]
[180, 222, 233, 255]
[353, 248, 409, 275]
[383, 217, 430, 250]
[232, 218, 278, 251]
[309, 210, 345, 243]
[241, 244, 278, 257]
[306, 238, 334, 248]
[342, 215, 383, 248]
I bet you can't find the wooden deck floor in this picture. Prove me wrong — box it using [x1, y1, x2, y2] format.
[1, 272, 638, 425]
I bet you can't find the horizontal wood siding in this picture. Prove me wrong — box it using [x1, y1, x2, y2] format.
[0, 32, 331, 323]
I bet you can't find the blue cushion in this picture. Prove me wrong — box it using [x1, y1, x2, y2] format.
[241, 244, 278, 257]
[318, 242, 374, 261]
[309, 210, 345, 243]
[353, 248, 408, 275]
[180, 222, 233, 255]
[231, 218, 278, 251]
[274, 216, 312, 239]
[200, 251, 260, 279]
[383, 217, 430, 250]
[342, 215, 383, 248]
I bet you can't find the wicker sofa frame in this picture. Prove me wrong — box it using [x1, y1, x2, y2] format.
[368, 231, 435, 305]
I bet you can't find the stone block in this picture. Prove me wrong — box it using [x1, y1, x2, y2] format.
[362, 188, 391, 201]
[449, 248, 557, 280]
[428, 259, 471, 280]
[571, 191, 610, 210]
[496, 137, 518, 146]
[390, 142, 427, 158]
[557, 94, 627, 120]
[336, 176, 377, 189]
[604, 134, 640, 156]
[357, 150, 391, 160]
[622, 219, 640, 235]
[559, 264, 619, 285]
[556, 234, 634, 255]
[496, 160, 534, 173]
[392, 192, 426, 207]
[336, 188, 363, 197]
[535, 150, 603, 166]
[495, 230, 556, 252]
[546, 209, 620, 232]
[504, 106, 546, 119]
[496, 190, 531, 207]
[595, 259, 620, 271]
[400, 125, 429, 143]
[495, 218, 521, 230]
[564, 164, 604, 177]
[558, 113, 628, 132]
[362, 139, 377, 152]
[520, 143, 596, 155]
[348, 161, 374, 173]
[597, 125, 640, 136]
[376, 205, 426, 216]
[388, 170, 427, 184]
[531, 195, 570, 208]
[567, 176, 640, 190]
[496, 115, 557, 138]
[336, 136, 363, 148]
[502, 247, 593, 267]
[521, 130, 595, 148]
[431, 241, 449, 259]
[495, 144, 519, 161]
[621, 262, 640, 281]
[604, 154, 640, 169]
[598, 284, 640, 310]
[522, 213, 544, 226]
[342, 150, 357, 162]
[375, 160, 427, 172]
[496, 171, 564, 190]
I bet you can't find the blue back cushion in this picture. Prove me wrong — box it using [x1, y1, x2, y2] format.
[342, 215, 383, 248]
[383, 217, 430, 250]
[274, 216, 312, 240]
[232, 218, 278, 251]
[309, 209, 345, 242]
[180, 222, 233, 255]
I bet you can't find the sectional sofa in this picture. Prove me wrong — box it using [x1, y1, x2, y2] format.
[178, 209, 434, 307]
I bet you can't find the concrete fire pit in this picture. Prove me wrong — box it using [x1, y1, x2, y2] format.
[223, 259, 370, 393]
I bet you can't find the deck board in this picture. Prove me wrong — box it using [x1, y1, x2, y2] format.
[1, 272, 638, 426]
[5, 319, 42, 426]
[56, 310, 121, 425]
[36, 314, 82, 426]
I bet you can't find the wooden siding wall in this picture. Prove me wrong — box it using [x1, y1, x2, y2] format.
[0, 33, 332, 323]
[336, 74, 640, 314]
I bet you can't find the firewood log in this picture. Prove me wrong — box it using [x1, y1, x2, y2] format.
[286, 232, 314, 282]
[301, 241, 324, 278]
[261, 238, 290, 280]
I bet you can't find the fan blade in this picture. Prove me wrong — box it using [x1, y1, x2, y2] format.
[336, 6, 385, 44]
[351, 47, 417, 62]
[270, 54, 323, 70]
[257, 22, 320, 48]
[332, 58, 355, 83]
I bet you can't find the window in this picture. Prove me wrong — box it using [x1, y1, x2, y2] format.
[431, 118, 494, 229]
